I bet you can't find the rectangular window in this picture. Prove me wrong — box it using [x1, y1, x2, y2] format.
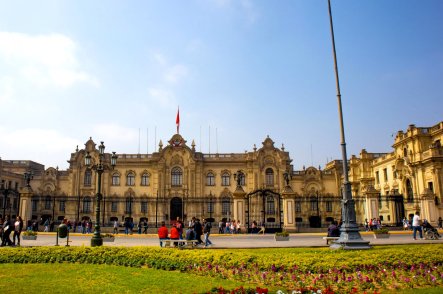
[392, 166, 397, 179]
[310, 199, 318, 211]
[59, 200, 65, 212]
[207, 201, 214, 213]
[111, 202, 118, 212]
[383, 168, 388, 182]
[32, 199, 38, 211]
[112, 175, 120, 186]
[295, 201, 301, 212]
[375, 171, 380, 184]
[222, 200, 230, 215]
[428, 182, 434, 192]
[326, 201, 332, 212]
[141, 201, 147, 213]
[84, 171, 92, 186]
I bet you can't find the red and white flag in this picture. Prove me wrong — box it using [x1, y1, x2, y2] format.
[176, 107, 180, 134]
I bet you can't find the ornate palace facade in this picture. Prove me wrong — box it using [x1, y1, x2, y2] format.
[1, 121, 442, 230]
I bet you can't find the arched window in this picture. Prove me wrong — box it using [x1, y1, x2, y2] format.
[266, 196, 275, 214]
[221, 172, 230, 186]
[83, 197, 92, 213]
[206, 172, 215, 186]
[112, 173, 120, 186]
[127, 172, 135, 186]
[141, 173, 150, 186]
[265, 168, 274, 186]
[222, 197, 230, 216]
[84, 170, 92, 186]
[44, 196, 52, 210]
[171, 167, 183, 186]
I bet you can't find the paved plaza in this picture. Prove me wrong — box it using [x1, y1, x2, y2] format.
[15, 230, 443, 248]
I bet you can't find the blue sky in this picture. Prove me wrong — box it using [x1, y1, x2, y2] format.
[0, 0, 442, 170]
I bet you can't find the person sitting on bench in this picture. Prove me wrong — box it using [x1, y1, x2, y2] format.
[158, 221, 169, 247]
[170, 224, 180, 247]
[327, 221, 340, 237]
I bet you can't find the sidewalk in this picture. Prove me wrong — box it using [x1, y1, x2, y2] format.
[15, 230, 443, 248]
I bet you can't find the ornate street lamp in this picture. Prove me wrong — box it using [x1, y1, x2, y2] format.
[85, 142, 117, 247]
[20, 171, 34, 215]
[327, 0, 370, 249]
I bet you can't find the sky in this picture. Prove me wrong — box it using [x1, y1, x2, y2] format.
[0, 0, 442, 170]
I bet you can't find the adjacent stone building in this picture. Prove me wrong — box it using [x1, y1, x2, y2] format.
[1, 121, 442, 231]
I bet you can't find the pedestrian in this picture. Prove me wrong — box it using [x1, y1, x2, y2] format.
[157, 221, 169, 247]
[412, 211, 423, 240]
[113, 220, 119, 234]
[143, 220, 148, 234]
[170, 224, 180, 247]
[194, 219, 203, 245]
[44, 218, 50, 232]
[13, 216, 23, 246]
[438, 217, 443, 229]
[203, 219, 212, 247]
[1, 216, 13, 246]
[218, 220, 224, 234]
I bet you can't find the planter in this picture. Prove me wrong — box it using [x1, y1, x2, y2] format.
[103, 237, 115, 242]
[373, 233, 390, 239]
[274, 236, 290, 241]
[22, 235, 37, 240]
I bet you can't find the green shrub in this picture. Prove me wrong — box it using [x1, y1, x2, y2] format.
[275, 231, 289, 237]
[373, 227, 389, 234]
[22, 230, 37, 236]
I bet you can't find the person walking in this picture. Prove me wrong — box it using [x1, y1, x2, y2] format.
[203, 219, 213, 247]
[438, 217, 443, 230]
[412, 211, 423, 240]
[43, 218, 50, 232]
[13, 216, 23, 246]
[143, 219, 148, 234]
[1, 216, 13, 246]
[113, 220, 119, 234]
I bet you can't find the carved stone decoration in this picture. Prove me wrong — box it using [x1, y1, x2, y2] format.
[171, 154, 183, 166]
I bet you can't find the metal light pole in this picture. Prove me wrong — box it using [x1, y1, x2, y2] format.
[85, 142, 117, 247]
[327, 0, 370, 249]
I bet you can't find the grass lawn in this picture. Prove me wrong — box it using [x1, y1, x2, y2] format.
[0, 263, 245, 294]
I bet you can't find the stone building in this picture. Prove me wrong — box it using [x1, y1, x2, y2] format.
[2, 121, 442, 231]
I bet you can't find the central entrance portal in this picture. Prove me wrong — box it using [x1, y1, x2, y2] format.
[170, 197, 183, 221]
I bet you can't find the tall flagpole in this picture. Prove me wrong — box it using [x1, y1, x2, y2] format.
[327, 0, 370, 250]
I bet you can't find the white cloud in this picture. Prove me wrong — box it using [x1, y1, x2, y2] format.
[0, 127, 79, 169]
[164, 64, 189, 84]
[148, 87, 177, 108]
[0, 32, 98, 89]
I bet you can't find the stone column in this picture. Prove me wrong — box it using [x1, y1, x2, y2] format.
[19, 186, 33, 225]
[282, 186, 296, 232]
[420, 190, 437, 224]
[233, 186, 246, 229]
[364, 187, 380, 221]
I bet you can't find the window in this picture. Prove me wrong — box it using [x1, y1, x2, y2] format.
[141, 173, 150, 186]
[406, 179, 413, 203]
[84, 170, 92, 186]
[222, 197, 230, 215]
[428, 182, 434, 192]
[112, 173, 120, 186]
[265, 168, 274, 186]
[126, 172, 135, 186]
[141, 201, 147, 213]
[375, 171, 380, 184]
[111, 201, 118, 212]
[171, 167, 183, 186]
[207, 201, 214, 213]
[295, 201, 301, 212]
[326, 201, 332, 212]
[392, 166, 397, 179]
[310, 197, 318, 211]
[266, 196, 275, 214]
[383, 168, 388, 182]
[32, 199, 38, 211]
[125, 197, 133, 214]
[83, 197, 92, 213]
[221, 172, 230, 186]
[59, 200, 65, 212]
[45, 196, 52, 210]
[206, 172, 215, 186]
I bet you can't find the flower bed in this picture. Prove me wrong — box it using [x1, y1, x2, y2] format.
[0, 245, 442, 293]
